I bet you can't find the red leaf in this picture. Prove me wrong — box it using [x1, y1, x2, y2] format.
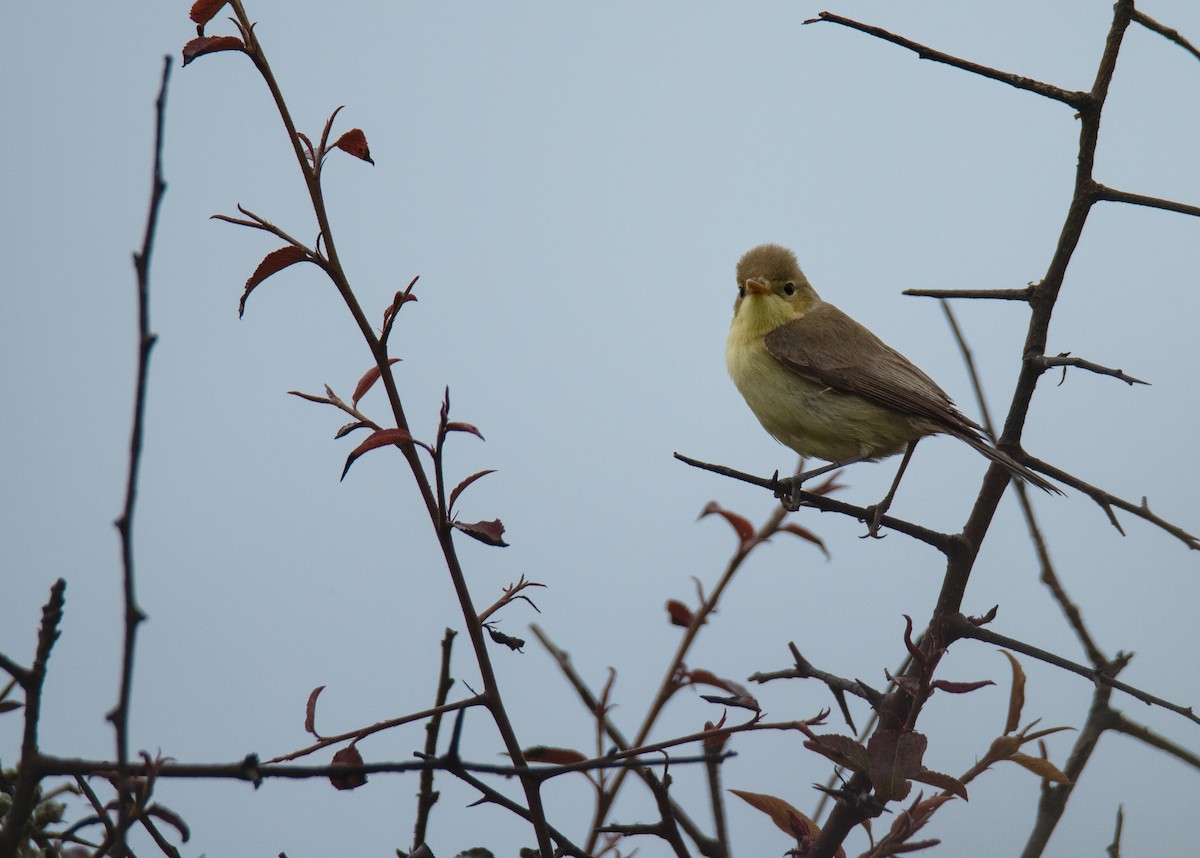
[453, 518, 509, 547]
[189, 0, 228, 25]
[341, 428, 414, 480]
[777, 522, 829, 558]
[330, 746, 367, 791]
[698, 501, 755, 545]
[448, 469, 496, 514]
[523, 746, 587, 766]
[239, 245, 309, 318]
[333, 128, 374, 164]
[304, 685, 325, 738]
[352, 358, 402, 405]
[665, 599, 694, 628]
[181, 35, 244, 66]
[445, 421, 484, 440]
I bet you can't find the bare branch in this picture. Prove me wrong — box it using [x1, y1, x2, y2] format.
[806, 12, 1090, 108]
[1038, 354, 1149, 386]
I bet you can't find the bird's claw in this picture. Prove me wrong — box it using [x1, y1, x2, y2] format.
[774, 477, 803, 512]
[860, 504, 888, 539]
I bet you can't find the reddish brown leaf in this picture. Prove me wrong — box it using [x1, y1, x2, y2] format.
[189, 0, 228, 25]
[333, 128, 374, 164]
[181, 35, 244, 66]
[330, 746, 367, 791]
[341, 428, 414, 480]
[665, 599, 694, 628]
[288, 389, 331, 405]
[729, 789, 824, 843]
[698, 501, 755, 545]
[868, 729, 928, 802]
[912, 768, 968, 800]
[777, 522, 829, 558]
[685, 669, 734, 693]
[145, 803, 191, 842]
[334, 421, 369, 440]
[523, 746, 587, 766]
[445, 421, 485, 440]
[448, 469, 496, 514]
[1009, 752, 1071, 784]
[930, 678, 995, 695]
[999, 649, 1025, 735]
[239, 245, 310, 318]
[305, 685, 325, 738]
[352, 358, 402, 405]
[453, 518, 509, 547]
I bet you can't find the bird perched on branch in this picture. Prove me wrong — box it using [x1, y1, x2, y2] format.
[725, 243, 1059, 534]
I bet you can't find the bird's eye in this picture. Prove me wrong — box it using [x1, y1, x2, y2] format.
[783, 282, 796, 296]
[737, 285, 746, 298]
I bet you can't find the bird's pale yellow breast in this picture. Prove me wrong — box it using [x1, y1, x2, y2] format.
[726, 295, 930, 462]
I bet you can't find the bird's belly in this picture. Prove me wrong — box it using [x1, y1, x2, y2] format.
[726, 340, 931, 463]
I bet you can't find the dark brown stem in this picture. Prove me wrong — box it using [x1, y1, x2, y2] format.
[106, 54, 171, 855]
[0, 581, 67, 858]
[221, 3, 554, 849]
[412, 629, 457, 850]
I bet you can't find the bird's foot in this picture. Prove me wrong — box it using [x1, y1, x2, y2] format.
[860, 503, 888, 539]
[774, 476, 803, 512]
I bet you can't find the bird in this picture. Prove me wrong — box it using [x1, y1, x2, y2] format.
[725, 243, 1059, 534]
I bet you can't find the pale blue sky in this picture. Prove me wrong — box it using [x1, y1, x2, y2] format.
[3, 2, 1199, 856]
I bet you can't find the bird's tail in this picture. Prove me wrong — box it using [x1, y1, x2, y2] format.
[958, 433, 1062, 495]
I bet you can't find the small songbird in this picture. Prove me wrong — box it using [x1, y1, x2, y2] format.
[725, 243, 1058, 532]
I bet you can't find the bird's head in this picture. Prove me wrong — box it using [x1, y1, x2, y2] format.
[732, 244, 819, 335]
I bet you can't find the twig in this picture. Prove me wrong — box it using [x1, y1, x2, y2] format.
[1133, 8, 1200, 60]
[1094, 182, 1200, 218]
[215, 2, 556, 848]
[1037, 354, 1148, 386]
[529, 625, 718, 854]
[0, 580, 67, 858]
[1021, 455, 1200, 550]
[264, 695, 485, 764]
[673, 453, 959, 552]
[941, 302, 1111, 666]
[105, 53, 172, 855]
[412, 629, 457, 850]
[945, 613, 1199, 725]
[805, 12, 1091, 108]
[903, 287, 1033, 301]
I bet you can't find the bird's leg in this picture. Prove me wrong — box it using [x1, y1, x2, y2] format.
[775, 455, 868, 511]
[862, 440, 918, 538]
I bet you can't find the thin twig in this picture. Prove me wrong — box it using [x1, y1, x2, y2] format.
[1133, 8, 1200, 61]
[806, 12, 1091, 108]
[903, 287, 1033, 301]
[945, 613, 1199, 725]
[1022, 455, 1200, 550]
[673, 453, 959, 552]
[412, 629, 457, 850]
[0, 581, 67, 858]
[1037, 354, 1148, 386]
[107, 53, 171, 855]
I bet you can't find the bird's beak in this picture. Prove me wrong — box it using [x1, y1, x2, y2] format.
[743, 278, 770, 296]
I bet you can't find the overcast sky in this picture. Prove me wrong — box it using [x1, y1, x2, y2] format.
[3, 2, 1199, 857]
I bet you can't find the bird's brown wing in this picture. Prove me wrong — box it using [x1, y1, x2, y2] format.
[763, 301, 984, 437]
